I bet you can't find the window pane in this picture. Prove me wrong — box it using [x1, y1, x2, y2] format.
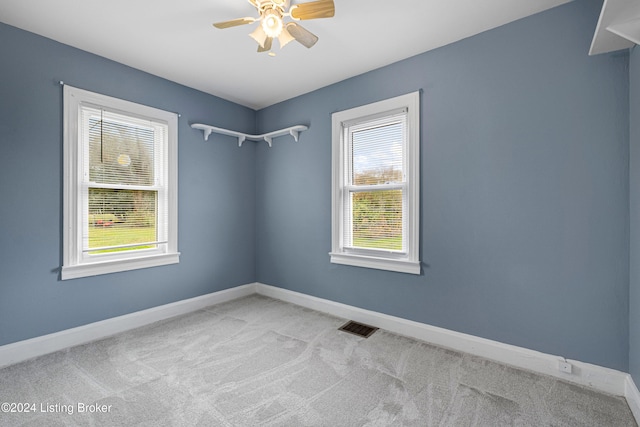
[352, 121, 404, 185]
[87, 188, 157, 254]
[350, 189, 403, 251]
[88, 114, 156, 186]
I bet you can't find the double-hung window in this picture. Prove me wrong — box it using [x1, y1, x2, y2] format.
[330, 92, 420, 274]
[62, 86, 179, 280]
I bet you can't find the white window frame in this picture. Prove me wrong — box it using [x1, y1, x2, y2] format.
[62, 85, 179, 280]
[330, 92, 420, 274]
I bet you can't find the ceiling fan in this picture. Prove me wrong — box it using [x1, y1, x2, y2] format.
[213, 0, 335, 55]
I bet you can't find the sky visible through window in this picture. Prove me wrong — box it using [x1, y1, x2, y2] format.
[352, 121, 403, 182]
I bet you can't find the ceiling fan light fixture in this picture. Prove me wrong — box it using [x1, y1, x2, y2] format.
[278, 26, 295, 48]
[249, 25, 268, 47]
[261, 8, 283, 38]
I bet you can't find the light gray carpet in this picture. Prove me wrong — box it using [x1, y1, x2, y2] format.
[0, 294, 636, 426]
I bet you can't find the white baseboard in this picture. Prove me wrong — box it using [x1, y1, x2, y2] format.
[0, 280, 634, 416]
[255, 283, 629, 397]
[626, 375, 640, 422]
[0, 283, 257, 369]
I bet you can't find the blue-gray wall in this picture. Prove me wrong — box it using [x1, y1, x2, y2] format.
[256, 0, 631, 371]
[630, 45, 640, 383]
[0, 0, 635, 374]
[0, 22, 257, 346]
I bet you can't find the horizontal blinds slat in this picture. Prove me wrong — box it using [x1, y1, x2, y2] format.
[86, 182, 162, 191]
[345, 183, 405, 192]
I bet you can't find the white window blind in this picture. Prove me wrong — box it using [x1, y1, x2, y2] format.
[343, 113, 407, 253]
[81, 107, 169, 256]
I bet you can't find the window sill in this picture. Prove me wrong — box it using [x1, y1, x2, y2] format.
[61, 252, 180, 280]
[329, 252, 420, 275]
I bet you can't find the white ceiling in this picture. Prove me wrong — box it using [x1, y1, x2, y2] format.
[0, 0, 570, 110]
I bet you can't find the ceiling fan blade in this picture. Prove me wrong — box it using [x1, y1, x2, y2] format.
[290, 0, 334, 20]
[285, 22, 318, 48]
[213, 17, 256, 29]
[258, 37, 273, 52]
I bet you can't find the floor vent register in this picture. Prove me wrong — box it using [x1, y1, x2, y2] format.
[338, 321, 379, 338]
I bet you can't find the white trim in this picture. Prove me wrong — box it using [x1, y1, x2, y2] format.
[329, 252, 420, 274]
[61, 252, 180, 280]
[0, 283, 257, 369]
[626, 375, 640, 422]
[255, 283, 630, 398]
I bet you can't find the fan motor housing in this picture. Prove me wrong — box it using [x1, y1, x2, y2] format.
[257, 0, 288, 14]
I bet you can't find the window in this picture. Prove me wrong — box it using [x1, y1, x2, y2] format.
[330, 92, 420, 274]
[62, 85, 179, 280]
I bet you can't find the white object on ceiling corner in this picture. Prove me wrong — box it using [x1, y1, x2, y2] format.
[590, 0, 640, 55]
